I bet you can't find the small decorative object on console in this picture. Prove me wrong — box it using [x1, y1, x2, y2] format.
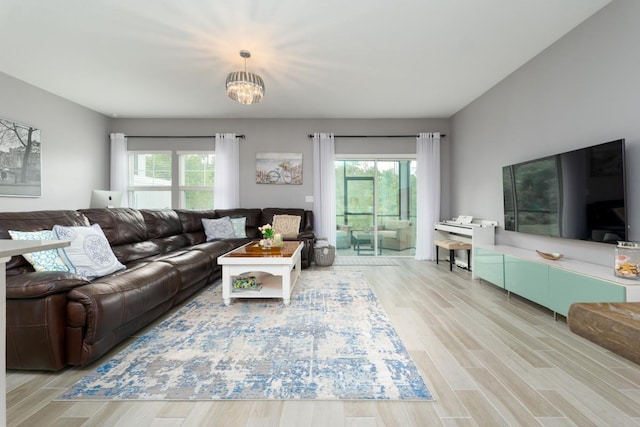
[615, 241, 640, 279]
[535, 250, 563, 261]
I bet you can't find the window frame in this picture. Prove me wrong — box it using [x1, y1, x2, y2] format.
[127, 149, 215, 209]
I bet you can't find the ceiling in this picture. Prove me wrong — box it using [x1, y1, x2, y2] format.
[0, 0, 611, 119]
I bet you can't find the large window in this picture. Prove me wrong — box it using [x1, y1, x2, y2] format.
[128, 151, 214, 209]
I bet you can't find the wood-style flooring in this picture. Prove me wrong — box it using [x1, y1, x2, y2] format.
[7, 260, 640, 426]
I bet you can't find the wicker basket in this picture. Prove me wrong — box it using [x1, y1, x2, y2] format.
[313, 245, 336, 266]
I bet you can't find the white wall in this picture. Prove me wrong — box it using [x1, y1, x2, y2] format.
[450, 0, 640, 266]
[111, 117, 450, 214]
[0, 72, 110, 211]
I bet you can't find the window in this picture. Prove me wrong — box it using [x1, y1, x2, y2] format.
[128, 151, 215, 209]
[179, 152, 215, 210]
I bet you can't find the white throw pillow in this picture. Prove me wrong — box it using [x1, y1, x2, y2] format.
[272, 214, 301, 238]
[8, 229, 70, 272]
[53, 224, 126, 280]
[202, 217, 236, 241]
[230, 217, 247, 238]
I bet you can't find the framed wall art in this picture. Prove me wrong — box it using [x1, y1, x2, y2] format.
[0, 117, 42, 197]
[255, 152, 303, 185]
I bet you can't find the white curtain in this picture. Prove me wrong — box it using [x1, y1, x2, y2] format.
[415, 132, 441, 260]
[214, 133, 240, 209]
[109, 133, 129, 207]
[312, 132, 336, 244]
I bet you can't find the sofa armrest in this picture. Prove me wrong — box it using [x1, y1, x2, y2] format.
[297, 230, 316, 241]
[6, 272, 90, 299]
[396, 225, 412, 241]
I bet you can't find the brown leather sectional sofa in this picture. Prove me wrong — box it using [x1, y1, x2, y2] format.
[1, 207, 314, 371]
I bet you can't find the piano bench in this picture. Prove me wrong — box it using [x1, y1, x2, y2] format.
[434, 239, 472, 272]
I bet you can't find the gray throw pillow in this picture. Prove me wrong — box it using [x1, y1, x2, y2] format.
[202, 217, 236, 241]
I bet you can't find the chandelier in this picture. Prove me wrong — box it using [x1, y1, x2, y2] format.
[225, 50, 265, 105]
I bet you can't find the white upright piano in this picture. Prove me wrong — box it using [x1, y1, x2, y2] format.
[434, 218, 497, 276]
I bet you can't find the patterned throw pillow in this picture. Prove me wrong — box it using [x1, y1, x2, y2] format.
[230, 217, 247, 238]
[53, 224, 126, 280]
[272, 214, 301, 238]
[202, 217, 236, 241]
[8, 229, 70, 272]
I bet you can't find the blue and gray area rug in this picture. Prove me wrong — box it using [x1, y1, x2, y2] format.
[59, 270, 433, 401]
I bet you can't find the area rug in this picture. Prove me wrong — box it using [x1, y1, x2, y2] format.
[333, 256, 400, 266]
[58, 270, 432, 401]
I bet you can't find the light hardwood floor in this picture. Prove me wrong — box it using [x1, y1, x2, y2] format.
[7, 260, 640, 426]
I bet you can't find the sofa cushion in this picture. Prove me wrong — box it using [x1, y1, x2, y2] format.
[8, 229, 70, 272]
[155, 250, 212, 293]
[139, 209, 190, 254]
[202, 217, 235, 241]
[141, 209, 183, 239]
[53, 224, 126, 280]
[175, 209, 216, 245]
[189, 240, 235, 264]
[80, 208, 148, 246]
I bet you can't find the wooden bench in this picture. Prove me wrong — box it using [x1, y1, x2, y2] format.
[568, 302, 640, 365]
[434, 239, 472, 271]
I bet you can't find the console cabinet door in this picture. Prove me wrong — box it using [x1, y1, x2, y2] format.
[548, 267, 626, 317]
[474, 247, 504, 288]
[504, 256, 549, 307]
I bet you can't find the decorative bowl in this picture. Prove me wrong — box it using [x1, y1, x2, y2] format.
[536, 250, 563, 261]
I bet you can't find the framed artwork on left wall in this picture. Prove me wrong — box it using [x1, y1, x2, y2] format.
[0, 117, 42, 197]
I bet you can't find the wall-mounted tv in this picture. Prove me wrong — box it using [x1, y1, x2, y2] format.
[503, 139, 627, 244]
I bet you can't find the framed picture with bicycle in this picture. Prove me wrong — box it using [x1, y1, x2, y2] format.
[255, 152, 303, 185]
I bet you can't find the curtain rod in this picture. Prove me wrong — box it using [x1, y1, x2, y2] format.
[125, 134, 245, 139]
[307, 134, 446, 139]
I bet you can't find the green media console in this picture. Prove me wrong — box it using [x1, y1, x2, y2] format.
[474, 246, 637, 318]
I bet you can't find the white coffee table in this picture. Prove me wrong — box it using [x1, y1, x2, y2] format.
[217, 241, 303, 306]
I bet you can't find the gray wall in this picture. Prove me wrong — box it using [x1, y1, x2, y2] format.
[450, 0, 640, 266]
[112, 118, 450, 213]
[0, 72, 111, 211]
[0, 67, 450, 215]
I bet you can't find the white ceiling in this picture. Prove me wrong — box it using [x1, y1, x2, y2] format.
[0, 0, 611, 119]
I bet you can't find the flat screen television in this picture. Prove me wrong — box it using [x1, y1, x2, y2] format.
[502, 139, 627, 244]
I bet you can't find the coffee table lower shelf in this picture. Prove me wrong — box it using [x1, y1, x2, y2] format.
[222, 266, 300, 306]
[230, 272, 295, 299]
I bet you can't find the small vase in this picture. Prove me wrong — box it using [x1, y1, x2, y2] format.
[261, 238, 274, 249]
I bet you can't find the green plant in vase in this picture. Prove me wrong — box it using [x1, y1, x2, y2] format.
[258, 224, 274, 248]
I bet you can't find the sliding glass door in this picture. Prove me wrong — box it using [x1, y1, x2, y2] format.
[335, 159, 416, 257]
